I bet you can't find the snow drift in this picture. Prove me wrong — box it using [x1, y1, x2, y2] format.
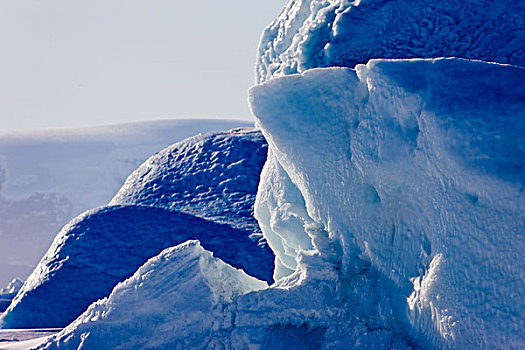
[0, 119, 250, 287]
[256, 0, 525, 82]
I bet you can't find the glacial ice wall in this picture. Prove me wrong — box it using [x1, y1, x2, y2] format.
[250, 58, 525, 349]
[256, 0, 525, 82]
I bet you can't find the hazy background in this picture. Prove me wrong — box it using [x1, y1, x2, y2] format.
[0, 0, 285, 131]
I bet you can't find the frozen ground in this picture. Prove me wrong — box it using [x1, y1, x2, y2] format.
[0, 118, 250, 286]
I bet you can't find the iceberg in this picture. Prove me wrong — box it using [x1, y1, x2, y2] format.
[250, 58, 525, 349]
[0, 278, 23, 313]
[0, 119, 250, 287]
[37, 241, 268, 350]
[111, 127, 268, 234]
[0, 205, 274, 329]
[256, 0, 525, 82]
[0, 128, 273, 329]
[37, 58, 523, 350]
[4, 0, 524, 348]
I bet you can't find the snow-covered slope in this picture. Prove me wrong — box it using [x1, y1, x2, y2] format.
[256, 0, 525, 82]
[0, 119, 250, 287]
[250, 59, 525, 349]
[35, 241, 268, 350]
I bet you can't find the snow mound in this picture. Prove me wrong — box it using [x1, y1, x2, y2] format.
[0, 204, 274, 329]
[249, 59, 525, 349]
[37, 241, 267, 350]
[0, 119, 250, 287]
[256, 0, 525, 82]
[111, 127, 268, 234]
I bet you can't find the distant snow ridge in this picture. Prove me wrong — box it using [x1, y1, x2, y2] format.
[0, 278, 23, 312]
[0, 128, 273, 329]
[256, 0, 525, 82]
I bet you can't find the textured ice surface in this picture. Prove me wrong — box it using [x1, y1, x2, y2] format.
[256, 0, 525, 82]
[250, 59, 525, 349]
[27, 58, 523, 350]
[0, 128, 273, 329]
[36, 241, 268, 350]
[37, 239, 411, 350]
[111, 128, 268, 234]
[0, 119, 250, 287]
[0, 205, 274, 329]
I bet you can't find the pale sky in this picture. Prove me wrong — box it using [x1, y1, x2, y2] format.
[0, 0, 285, 131]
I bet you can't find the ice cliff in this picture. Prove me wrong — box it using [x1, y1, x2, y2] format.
[251, 58, 524, 348]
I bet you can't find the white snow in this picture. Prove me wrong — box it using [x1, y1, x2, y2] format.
[0, 118, 251, 287]
[250, 59, 525, 348]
